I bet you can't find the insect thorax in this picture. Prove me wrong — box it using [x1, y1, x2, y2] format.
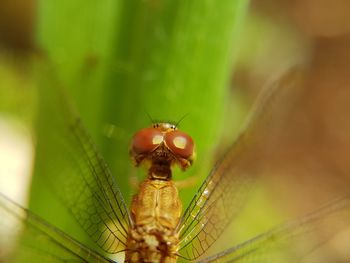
[126, 179, 182, 263]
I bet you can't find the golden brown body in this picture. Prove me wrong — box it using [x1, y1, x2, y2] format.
[126, 178, 182, 263]
[127, 123, 195, 262]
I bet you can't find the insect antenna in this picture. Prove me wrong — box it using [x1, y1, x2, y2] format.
[175, 113, 189, 128]
[145, 110, 155, 124]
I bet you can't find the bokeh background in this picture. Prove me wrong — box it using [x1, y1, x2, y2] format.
[1, 0, 350, 262]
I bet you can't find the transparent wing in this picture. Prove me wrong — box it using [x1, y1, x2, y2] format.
[198, 196, 350, 263]
[177, 69, 305, 260]
[0, 193, 113, 263]
[34, 69, 130, 254]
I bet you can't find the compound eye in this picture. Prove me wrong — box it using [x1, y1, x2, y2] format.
[131, 128, 164, 154]
[164, 130, 194, 159]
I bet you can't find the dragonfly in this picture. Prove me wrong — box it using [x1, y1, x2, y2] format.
[1, 68, 350, 263]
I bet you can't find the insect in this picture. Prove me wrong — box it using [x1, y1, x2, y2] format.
[127, 122, 194, 262]
[0, 69, 350, 262]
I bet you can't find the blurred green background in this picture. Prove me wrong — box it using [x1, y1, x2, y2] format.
[2, 0, 350, 262]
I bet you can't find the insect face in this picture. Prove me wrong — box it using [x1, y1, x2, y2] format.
[130, 123, 195, 170]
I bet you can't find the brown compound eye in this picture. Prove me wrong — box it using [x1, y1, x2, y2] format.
[164, 130, 194, 159]
[131, 128, 164, 154]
